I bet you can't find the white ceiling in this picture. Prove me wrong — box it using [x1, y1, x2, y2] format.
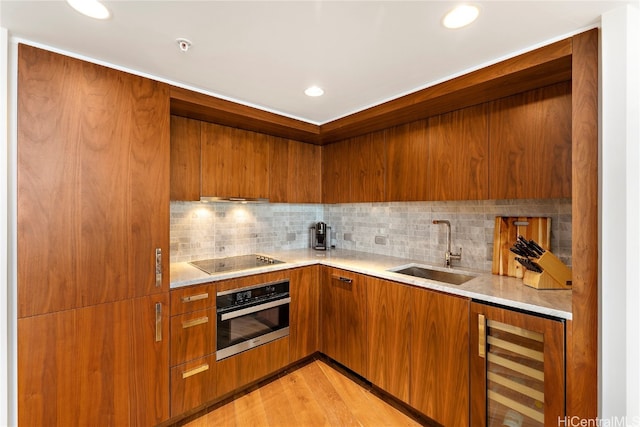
[0, 1, 632, 124]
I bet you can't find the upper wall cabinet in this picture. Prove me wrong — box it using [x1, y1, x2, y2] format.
[489, 82, 572, 199]
[427, 104, 489, 201]
[270, 137, 322, 203]
[322, 131, 386, 204]
[170, 115, 201, 201]
[386, 120, 429, 201]
[201, 122, 270, 200]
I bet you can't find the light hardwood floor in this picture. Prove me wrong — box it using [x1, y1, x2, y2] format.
[179, 358, 428, 426]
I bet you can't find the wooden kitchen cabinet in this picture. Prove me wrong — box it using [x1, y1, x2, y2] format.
[470, 302, 565, 427]
[289, 266, 320, 361]
[201, 122, 270, 199]
[17, 45, 170, 426]
[270, 138, 322, 203]
[410, 288, 470, 427]
[428, 104, 489, 200]
[321, 131, 386, 203]
[216, 337, 290, 397]
[170, 115, 201, 201]
[386, 119, 429, 201]
[320, 267, 368, 378]
[170, 307, 217, 366]
[18, 295, 170, 426]
[170, 354, 217, 416]
[366, 277, 411, 403]
[322, 140, 351, 203]
[17, 44, 170, 317]
[489, 82, 572, 199]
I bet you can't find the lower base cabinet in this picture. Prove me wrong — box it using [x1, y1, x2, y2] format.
[18, 295, 170, 427]
[410, 288, 470, 427]
[470, 302, 565, 426]
[171, 354, 217, 415]
[366, 277, 411, 403]
[216, 337, 290, 397]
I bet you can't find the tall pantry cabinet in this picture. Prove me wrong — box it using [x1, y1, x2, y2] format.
[17, 44, 170, 426]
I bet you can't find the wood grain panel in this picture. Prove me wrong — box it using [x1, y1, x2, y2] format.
[129, 294, 171, 426]
[170, 283, 216, 316]
[169, 87, 322, 145]
[201, 122, 270, 199]
[366, 278, 411, 403]
[428, 104, 489, 200]
[322, 141, 351, 203]
[386, 120, 429, 201]
[568, 28, 599, 418]
[470, 302, 565, 427]
[320, 268, 368, 378]
[216, 337, 289, 397]
[350, 131, 386, 203]
[215, 270, 291, 293]
[18, 310, 77, 426]
[17, 44, 170, 316]
[170, 354, 217, 416]
[170, 115, 201, 201]
[170, 307, 217, 366]
[320, 39, 572, 143]
[489, 82, 572, 199]
[268, 136, 289, 203]
[410, 288, 470, 427]
[289, 266, 320, 361]
[287, 140, 322, 203]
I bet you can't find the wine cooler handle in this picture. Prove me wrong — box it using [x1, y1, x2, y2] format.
[478, 314, 486, 358]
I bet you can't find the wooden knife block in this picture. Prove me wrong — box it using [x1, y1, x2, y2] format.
[523, 270, 572, 290]
[523, 251, 572, 290]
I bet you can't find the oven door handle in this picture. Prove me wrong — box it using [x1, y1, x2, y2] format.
[219, 297, 291, 321]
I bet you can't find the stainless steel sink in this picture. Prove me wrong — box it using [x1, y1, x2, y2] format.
[391, 265, 475, 285]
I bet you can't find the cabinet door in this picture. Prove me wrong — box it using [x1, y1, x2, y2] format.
[170, 307, 217, 366]
[489, 82, 572, 199]
[170, 354, 217, 416]
[18, 296, 170, 426]
[216, 337, 290, 397]
[386, 120, 429, 201]
[428, 104, 489, 200]
[289, 266, 320, 361]
[366, 277, 411, 403]
[170, 115, 201, 201]
[470, 302, 565, 427]
[270, 139, 322, 203]
[322, 141, 351, 203]
[350, 131, 386, 203]
[320, 268, 368, 377]
[411, 288, 470, 427]
[17, 45, 170, 317]
[201, 123, 270, 199]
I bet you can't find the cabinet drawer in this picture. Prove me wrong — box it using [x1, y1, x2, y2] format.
[170, 354, 217, 416]
[171, 283, 215, 315]
[170, 308, 216, 366]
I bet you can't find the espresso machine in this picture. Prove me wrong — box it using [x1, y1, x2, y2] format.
[310, 222, 331, 251]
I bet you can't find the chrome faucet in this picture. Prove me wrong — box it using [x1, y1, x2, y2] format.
[432, 220, 462, 268]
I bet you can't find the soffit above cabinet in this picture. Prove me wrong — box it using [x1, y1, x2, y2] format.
[170, 38, 572, 145]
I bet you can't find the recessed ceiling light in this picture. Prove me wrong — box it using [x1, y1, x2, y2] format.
[304, 86, 324, 97]
[443, 4, 479, 29]
[66, 0, 110, 19]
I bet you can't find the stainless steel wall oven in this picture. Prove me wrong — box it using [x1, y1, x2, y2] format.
[216, 279, 290, 360]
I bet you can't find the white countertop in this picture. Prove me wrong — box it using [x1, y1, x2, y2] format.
[170, 248, 572, 320]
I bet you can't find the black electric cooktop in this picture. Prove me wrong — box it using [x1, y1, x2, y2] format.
[189, 254, 284, 275]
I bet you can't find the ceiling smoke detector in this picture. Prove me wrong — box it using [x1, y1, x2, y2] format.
[176, 38, 192, 53]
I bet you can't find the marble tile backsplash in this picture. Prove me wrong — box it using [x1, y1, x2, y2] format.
[324, 199, 572, 272]
[170, 202, 323, 262]
[170, 199, 571, 272]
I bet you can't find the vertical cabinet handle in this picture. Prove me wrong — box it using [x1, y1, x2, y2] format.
[478, 314, 486, 358]
[155, 248, 162, 287]
[155, 302, 162, 342]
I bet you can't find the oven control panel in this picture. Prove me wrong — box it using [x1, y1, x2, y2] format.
[217, 280, 289, 310]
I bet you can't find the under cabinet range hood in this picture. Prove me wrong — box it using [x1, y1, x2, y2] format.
[200, 196, 269, 203]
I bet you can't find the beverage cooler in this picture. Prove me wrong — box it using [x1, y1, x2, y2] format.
[470, 302, 566, 427]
